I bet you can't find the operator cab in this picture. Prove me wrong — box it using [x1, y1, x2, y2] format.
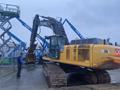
[45, 35, 66, 59]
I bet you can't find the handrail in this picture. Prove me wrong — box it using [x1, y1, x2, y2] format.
[0, 3, 20, 16]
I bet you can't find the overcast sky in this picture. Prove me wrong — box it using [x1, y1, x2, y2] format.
[0, 0, 120, 46]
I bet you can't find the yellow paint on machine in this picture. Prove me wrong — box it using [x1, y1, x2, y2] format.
[43, 44, 120, 70]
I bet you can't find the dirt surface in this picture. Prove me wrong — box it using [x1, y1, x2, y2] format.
[0, 65, 120, 90]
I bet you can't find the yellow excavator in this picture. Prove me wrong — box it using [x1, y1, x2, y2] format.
[27, 14, 120, 87]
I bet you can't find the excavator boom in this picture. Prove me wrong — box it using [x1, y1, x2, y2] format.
[27, 15, 69, 63]
[27, 15, 40, 63]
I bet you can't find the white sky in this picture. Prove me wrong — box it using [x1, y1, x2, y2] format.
[0, 0, 120, 46]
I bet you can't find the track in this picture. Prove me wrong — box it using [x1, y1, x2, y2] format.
[94, 70, 111, 84]
[67, 69, 110, 86]
[43, 63, 111, 87]
[42, 63, 67, 87]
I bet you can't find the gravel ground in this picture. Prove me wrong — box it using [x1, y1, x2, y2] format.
[0, 65, 120, 90]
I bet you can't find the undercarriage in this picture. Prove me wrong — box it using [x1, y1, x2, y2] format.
[42, 62, 111, 87]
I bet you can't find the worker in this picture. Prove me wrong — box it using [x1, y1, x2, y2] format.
[17, 52, 23, 78]
[0, 53, 2, 58]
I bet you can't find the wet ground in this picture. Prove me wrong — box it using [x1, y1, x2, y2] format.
[108, 69, 120, 83]
[0, 65, 120, 90]
[0, 65, 48, 90]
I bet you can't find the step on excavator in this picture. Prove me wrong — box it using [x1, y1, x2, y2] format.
[27, 14, 120, 87]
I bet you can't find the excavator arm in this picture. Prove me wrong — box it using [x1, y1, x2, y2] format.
[39, 16, 69, 44]
[26, 15, 40, 63]
[27, 15, 68, 63]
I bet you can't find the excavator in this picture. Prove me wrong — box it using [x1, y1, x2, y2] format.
[27, 14, 120, 87]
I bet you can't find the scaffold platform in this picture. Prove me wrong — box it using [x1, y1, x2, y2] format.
[0, 3, 20, 18]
